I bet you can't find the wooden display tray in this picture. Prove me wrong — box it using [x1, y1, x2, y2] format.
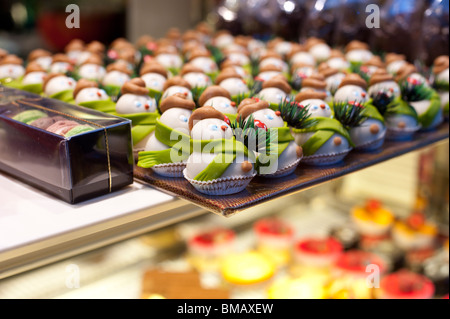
[134, 122, 449, 217]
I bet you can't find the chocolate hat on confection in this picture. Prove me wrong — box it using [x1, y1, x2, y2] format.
[198, 85, 232, 107]
[182, 42, 201, 56]
[433, 55, 449, 74]
[305, 37, 326, 51]
[262, 75, 291, 94]
[121, 78, 149, 95]
[259, 51, 283, 63]
[180, 63, 206, 76]
[363, 55, 385, 68]
[42, 73, 67, 91]
[136, 35, 154, 48]
[234, 35, 252, 48]
[286, 43, 306, 60]
[290, 61, 312, 73]
[196, 22, 212, 36]
[188, 105, 226, 130]
[166, 27, 181, 40]
[295, 89, 328, 103]
[237, 97, 270, 121]
[28, 49, 52, 62]
[215, 67, 243, 85]
[318, 62, 340, 78]
[25, 61, 46, 75]
[394, 63, 417, 82]
[220, 58, 242, 70]
[385, 53, 406, 65]
[163, 76, 192, 91]
[0, 54, 23, 65]
[345, 40, 370, 52]
[267, 38, 283, 50]
[110, 37, 131, 50]
[86, 41, 106, 56]
[106, 60, 133, 75]
[52, 53, 71, 64]
[188, 48, 211, 61]
[160, 93, 196, 115]
[338, 73, 367, 90]
[302, 75, 327, 90]
[80, 54, 103, 66]
[73, 78, 99, 98]
[64, 39, 85, 53]
[155, 45, 179, 56]
[329, 49, 345, 59]
[259, 64, 283, 73]
[139, 61, 168, 78]
[182, 30, 202, 44]
[369, 68, 395, 86]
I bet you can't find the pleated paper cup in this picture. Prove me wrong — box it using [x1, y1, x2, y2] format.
[152, 162, 186, 178]
[301, 149, 352, 166]
[257, 157, 302, 178]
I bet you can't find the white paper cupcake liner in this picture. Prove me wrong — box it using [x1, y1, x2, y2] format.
[386, 124, 421, 141]
[354, 133, 386, 152]
[183, 169, 256, 196]
[301, 149, 352, 166]
[152, 162, 187, 178]
[257, 157, 302, 178]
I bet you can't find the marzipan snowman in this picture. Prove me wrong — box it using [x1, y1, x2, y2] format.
[73, 78, 116, 113]
[385, 53, 407, 76]
[305, 38, 331, 63]
[188, 49, 219, 77]
[139, 61, 168, 96]
[77, 54, 106, 81]
[49, 54, 72, 74]
[154, 46, 183, 72]
[396, 63, 442, 130]
[28, 49, 52, 71]
[333, 73, 369, 105]
[431, 55, 449, 118]
[138, 94, 196, 177]
[318, 63, 346, 95]
[288, 44, 316, 68]
[42, 73, 77, 103]
[258, 52, 289, 76]
[180, 63, 212, 89]
[64, 39, 85, 64]
[215, 67, 250, 98]
[21, 62, 46, 94]
[198, 85, 237, 121]
[115, 78, 159, 153]
[0, 55, 25, 81]
[184, 106, 255, 195]
[102, 60, 132, 97]
[368, 69, 420, 141]
[293, 90, 353, 165]
[213, 30, 235, 50]
[256, 75, 292, 110]
[360, 56, 385, 79]
[325, 49, 350, 72]
[344, 40, 373, 65]
[220, 59, 252, 82]
[237, 98, 302, 177]
[299, 74, 332, 104]
[161, 76, 194, 102]
[256, 64, 284, 82]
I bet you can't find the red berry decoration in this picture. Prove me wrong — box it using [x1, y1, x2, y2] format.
[407, 212, 425, 229]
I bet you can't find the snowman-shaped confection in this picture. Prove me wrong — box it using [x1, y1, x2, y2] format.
[28, 49, 52, 71]
[273, 40, 294, 59]
[344, 40, 373, 64]
[180, 63, 212, 89]
[73, 78, 111, 107]
[361, 56, 385, 79]
[42, 73, 77, 102]
[115, 78, 158, 151]
[256, 64, 284, 82]
[154, 45, 183, 71]
[21, 62, 46, 89]
[237, 98, 302, 177]
[64, 39, 85, 64]
[318, 63, 347, 95]
[259, 51, 289, 75]
[367, 68, 400, 98]
[326, 49, 351, 72]
[288, 45, 316, 68]
[213, 30, 235, 50]
[220, 59, 252, 82]
[49, 54, 72, 74]
[102, 60, 132, 89]
[77, 54, 106, 81]
[198, 85, 237, 117]
[138, 94, 196, 177]
[334, 73, 369, 105]
[256, 75, 292, 108]
[223, 48, 251, 68]
[85, 41, 106, 59]
[290, 62, 316, 90]
[300, 74, 332, 103]
[184, 106, 255, 195]
[161, 76, 194, 101]
[188, 49, 219, 76]
[385, 53, 407, 76]
[305, 37, 331, 63]
[248, 38, 266, 60]
[293, 90, 353, 165]
[395, 63, 442, 130]
[432, 55, 449, 116]
[0, 55, 25, 80]
[215, 67, 250, 97]
[139, 61, 168, 95]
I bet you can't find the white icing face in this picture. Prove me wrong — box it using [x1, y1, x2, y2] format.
[75, 87, 109, 104]
[160, 108, 191, 134]
[257, 87, 287, 106]
[259, 58, 288, 73]
[183, 72, 212, 89]
[290, 52, 316, 67]
[275, 41, 292, 57]
[407, 73, 430, 87]
[115, 93, 156, 114]
[45, 75, 76, 96]
[334, 84, 368, 104]
[162, 86, 194, 101]
[78, 64, 106, 81]
[248, 108, 284, 129]
[325, 73, 346, 93]
[300, 99, 332, 118]
[293, 66, 314, 79]
[102, 71, 131, 87]
[75, 51, 92, 65]
[227, 43, 247, 54]
[226, 53, 250, 66]
[191, 118, 232, 140]
[368, 81, 401, 98]
[248, 39, 265, 53]
[256, 71, 282, 82]
[67, 50, 82, 63]
[35, 56, 52, 70]
[22, 71, 46, 85]
[0, 64, 25, 79]
[141, 73, 166, 92]
[387, 60, 406, 75]
[190, 57, 218, 74]
[345, 49, 373, 64]
[231, 65, 251, 81]
[155, 54, 183, 69]
[309, 43, 331, 62]
[219, 78, 250, 96]
[215, 34, 234, 49]
[204, 96, 237, 114]
[327, 57, 351, 71]
[49, 62, 70, 74]
[436, 68, 449, 84]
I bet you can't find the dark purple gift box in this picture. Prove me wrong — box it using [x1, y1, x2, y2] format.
[0, 86, 133, 204]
